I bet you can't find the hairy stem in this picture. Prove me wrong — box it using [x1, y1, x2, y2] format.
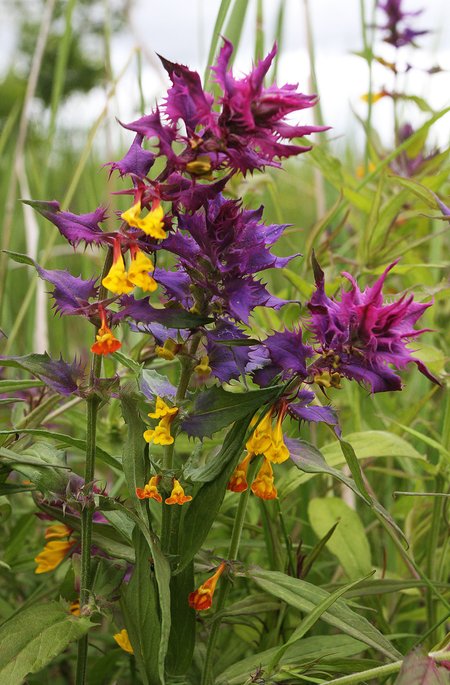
[75, 250, 112, 685]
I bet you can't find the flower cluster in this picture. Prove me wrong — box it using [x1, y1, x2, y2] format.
[22, 40, 437, 623]
[377, 0, 428, 48]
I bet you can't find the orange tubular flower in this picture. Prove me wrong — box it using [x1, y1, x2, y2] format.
[136, 475, 162, 503]
[35, 539, 76, 574]
[102, 238, 134, 295]
[188, 562, 226, 611]
[165, 479, 192, 505]
[251, 458, 277, 500]
[128, 247, 158, 293]
[91, 307, 121, 356]
[227, 453, 251, 493]
[121, 199, 166, 240]
[113, 628, 134, 654]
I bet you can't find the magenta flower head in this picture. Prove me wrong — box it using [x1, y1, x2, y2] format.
[307, 257, 438, 393]
[378, 0, 428, 48]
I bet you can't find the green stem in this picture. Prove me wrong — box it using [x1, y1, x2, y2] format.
[161, 332, 202, 554]
[201, 457, 261, 685]
[75, 250, 112, 685]
[359, 0, 375, 174]
[325, 651, 450, 685]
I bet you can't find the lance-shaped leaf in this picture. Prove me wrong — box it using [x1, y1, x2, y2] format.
[287, 438, 407, 543]
[0, 601, 94, 685]
[248, 567, 401, 661]
[181, 384, 284, 438]
[176, 416, 253, 572]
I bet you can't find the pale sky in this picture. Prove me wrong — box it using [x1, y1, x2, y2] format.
[1, 0, 449, 150]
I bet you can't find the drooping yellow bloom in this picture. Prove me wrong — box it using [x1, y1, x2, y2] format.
[165, 479, 192, 505]
[188, 562, 226, 611]
[121, 200, 166, 240]
[227, 453, 251, 493]
[155, 338, 179, 360]
[143, 417, 175, 445]
[251, 459, 277, 500]
[148, 396, 178, 420]
[45, 523, 72, 540]
[113, 628, 134, 654]
[246, 409, 289, 464]
[102, 253, 134, 295]
[35, 539, 76, 574]
[136, 475, 162, 503]
[128, 250, 158, 292]
[195, 355, 212, 379]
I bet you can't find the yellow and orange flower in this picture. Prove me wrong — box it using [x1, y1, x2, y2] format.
[35, 539, 76, 574]
[128, 248, 158, 293]
[251, 458, 277, 500]
[136, 475, 162, 503]
[91, 307, 121, 356]
[227, 453, 251, 493]
[165, 479, 192, 505]
[188, 562, 226, 611]
[113, 628, 134, 654]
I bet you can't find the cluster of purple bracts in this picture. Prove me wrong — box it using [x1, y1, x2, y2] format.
[377, 0, 428, 49]
[23, 39, 437, 439]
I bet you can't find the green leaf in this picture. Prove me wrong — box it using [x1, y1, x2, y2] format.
[204, 0, 233, 85]
[177, 417, 252, 572]
[112, 350, 143, 375]
[0, 601, 94, 684]
[249, 568, 401, 661]
[320, 431, 424, 463]
[0, 379, 45, 393]
[166, 562, 196, 676]
[308, 498, 372, 579]
[0, 442, 70, 495]
[387, 175, 439, 208]
[0, 429, 121, 471]
[267, 572, 374, 674]
[181, 384, 284, 438]
[215, 634, 367, 685]
[3, 250, 35, 267]
[120, 395, 171, 684]
[121, 529, 162, 685]
[288, 439, 407, 542]
[339, 439, 372, 504]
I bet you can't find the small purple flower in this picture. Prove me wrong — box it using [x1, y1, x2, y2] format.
[250, 328, 314, 387]
[378, 0, 428, 48]
[307, 258, 438, 392]
[287, 389, 340, 435]
[105, 134, 155, 181]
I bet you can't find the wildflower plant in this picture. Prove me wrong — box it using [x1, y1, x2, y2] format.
[0, 28, 447, 685]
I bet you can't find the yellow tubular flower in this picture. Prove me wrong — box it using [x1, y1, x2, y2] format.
[102, 253, 134, 295]
[195, 355, 212, 378]
[266, 413, 290, 464]
[251, 459, 277, 500]
[128, 250, 158, 293]
[246, 410, 274, 457]
[113, 629, 134, 654]
[69, 600, 80, 616]
[121, 200, 166, 240]
[35, 539, 76, 574]
[148, 396, 178, 420]
[165, 479, 192, 505]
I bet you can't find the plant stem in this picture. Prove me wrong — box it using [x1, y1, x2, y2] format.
[75, 250, 112, 685]
[201, 457, 261, 685]
[161, 332, 202, 553]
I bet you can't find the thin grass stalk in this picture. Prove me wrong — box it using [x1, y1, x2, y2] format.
[302, 0, 326, 220]
[254, 0, 264, 62]
[3, 50, 137, 356]
[359, 0, 376, 174]
[204, 0, 233, 85]
[0, 0, 57, 320]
